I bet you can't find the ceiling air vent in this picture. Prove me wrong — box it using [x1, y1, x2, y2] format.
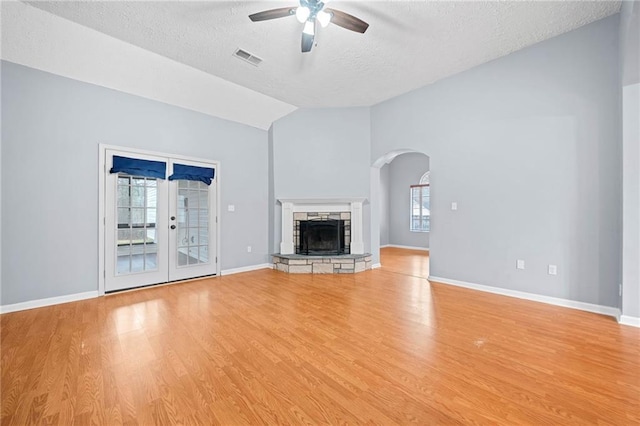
[233, 48, 263, 66]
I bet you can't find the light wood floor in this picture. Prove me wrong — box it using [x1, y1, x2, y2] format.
[2, 248, 638, 424]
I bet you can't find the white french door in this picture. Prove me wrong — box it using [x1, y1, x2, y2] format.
[168, 159, 217, 282]
[104, 149, 218, 292]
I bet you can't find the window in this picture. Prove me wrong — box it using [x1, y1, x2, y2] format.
[410, 172, 430, 232]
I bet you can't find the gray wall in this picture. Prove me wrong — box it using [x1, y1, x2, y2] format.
[388, 153, 430, 249]
[269, 107, 371, 253]
[1, 60, 269, 305]
[379, 164, 390, 246]
[620, 1, 640, 318]
[371, 15, 621, 307]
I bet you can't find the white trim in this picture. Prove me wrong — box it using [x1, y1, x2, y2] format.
[278, 198, 367, 205]
[1, 291, 99, 314]
[428, 276, 621, 319]
[383, 244, 430, 251]
[221, 263, 272, 276]
[619, 315, 640, 328]
[278, 198, 367, 255]
[371, 263, 382, 269]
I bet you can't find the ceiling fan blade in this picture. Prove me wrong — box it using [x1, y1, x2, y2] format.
[301, 31, 314, 53]
[249, 7, 295, 22]
[325, 8, 369, 33]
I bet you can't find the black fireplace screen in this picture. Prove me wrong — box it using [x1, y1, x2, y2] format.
[296, 219, 348, 255]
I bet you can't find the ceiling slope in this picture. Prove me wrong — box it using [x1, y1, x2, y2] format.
[26, 0, 621, 107]
[1, 1, 297, 130]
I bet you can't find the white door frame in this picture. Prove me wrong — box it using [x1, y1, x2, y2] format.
[98, 144, 221, 295]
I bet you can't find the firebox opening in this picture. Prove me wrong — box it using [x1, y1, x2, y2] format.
[296, 219, 348, 255]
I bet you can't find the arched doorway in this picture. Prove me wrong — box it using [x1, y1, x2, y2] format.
[370, 150, 431, 278]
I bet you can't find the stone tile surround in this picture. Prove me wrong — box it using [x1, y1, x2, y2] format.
[294, 211, 351, 254]
[273, 253, 372, 274]
[278, 198, 366, 255]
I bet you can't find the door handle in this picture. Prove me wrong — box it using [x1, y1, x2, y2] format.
[170, 216, 176, 221]
[170, 225, 176, 230]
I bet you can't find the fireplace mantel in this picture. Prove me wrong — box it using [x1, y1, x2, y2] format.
[278, 198, 366, 255]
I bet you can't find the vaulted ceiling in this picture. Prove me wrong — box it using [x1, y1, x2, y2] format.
[27, 1, 621, 108]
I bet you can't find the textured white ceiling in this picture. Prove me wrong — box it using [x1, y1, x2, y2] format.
[27, 1, 621, 108]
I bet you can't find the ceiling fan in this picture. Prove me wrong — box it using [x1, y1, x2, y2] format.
[249, 0, 369, 53]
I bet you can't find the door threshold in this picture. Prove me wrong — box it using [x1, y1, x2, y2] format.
[105, 273, 218, 295]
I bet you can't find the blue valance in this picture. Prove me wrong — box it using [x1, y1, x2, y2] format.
[110, 156, 166, 179]
[169, 164, 215, 185]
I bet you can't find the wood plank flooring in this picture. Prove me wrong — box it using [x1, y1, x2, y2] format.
[2, 248, 639, 424]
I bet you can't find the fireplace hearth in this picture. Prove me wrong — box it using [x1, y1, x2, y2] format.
[275, 198, 369, 274]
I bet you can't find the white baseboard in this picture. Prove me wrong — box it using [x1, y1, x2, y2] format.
[383, 244, 429, 251]
[221, 263, 272, 276]
[371, 263, 382, 269]
[428, 276, 621, 320]
[1, 291, 99, 314]
[619, 315, 640, 328]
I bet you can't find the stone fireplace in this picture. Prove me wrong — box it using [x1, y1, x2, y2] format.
[278, 198, 365, 255]
[273, 198, 371, 274]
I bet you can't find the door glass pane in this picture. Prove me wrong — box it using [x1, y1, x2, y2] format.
[117, 208, 130, 226]
[146, 187, 157, 208]
[178, 250, 189, 266]
[115, 174, 159, 275]
[175, 179, 210, 268]
[131, 208, 145, 226]
[144, 253, 157, 270]
[188, 247, 199, 265]
[188, 209, 198, 226]
[199, 245, 209, 263]
[198, 189, 208, 208]
[131, 186, 145, 207]
[188, 190, 199, 208]
[198, 228, 208, 246]
[188, 228, 199, 245]
[117, 185, 130, 207]
[117, 228, 131, 243]
[198, 209, 208, 227]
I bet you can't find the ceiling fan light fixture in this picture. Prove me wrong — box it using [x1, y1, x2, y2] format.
[303, 20, 315, 36]
[295, 6, 310, 23]
[316, 10, 331, 27]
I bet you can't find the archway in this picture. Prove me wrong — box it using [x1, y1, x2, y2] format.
[370, 149, 431, 275]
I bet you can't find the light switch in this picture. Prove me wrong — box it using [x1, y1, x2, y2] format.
[451, 202, 458, 211]
[548, 265, 557, 275]
[228, 205, 235, 212]
[516, 259, 525, 270]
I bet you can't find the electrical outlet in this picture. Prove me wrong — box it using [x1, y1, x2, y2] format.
[451, 202, 458, 211]
[228, 205, 235, 212]
[548, 264, 557, 275]
[516, 259, 525, 270]
[247, 246, 252, 253]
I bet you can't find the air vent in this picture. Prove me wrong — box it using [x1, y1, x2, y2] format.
[233, 48, 263, 66]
